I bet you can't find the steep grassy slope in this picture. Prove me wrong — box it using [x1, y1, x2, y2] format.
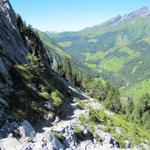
[37, 29, 70, 59]
[76, 99, 150, 148]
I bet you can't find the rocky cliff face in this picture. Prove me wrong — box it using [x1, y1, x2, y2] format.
[0, 0, 29, 126]
[0, 0, 74, 128]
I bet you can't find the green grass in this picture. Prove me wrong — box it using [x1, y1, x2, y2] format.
[123, 79, 150, 100]
[76, 99, 150, 148]
[83, 107, 150, 148]
[101, 57, 125, 73]
[83, 51, 106, 62]
[88, 38, 98, 43]
[40, 92, 50, 100]
[131, 65, 139, 75]
[85, 63, 97, 69]
[116, 34, 129, 47]
[119, 47, 140, 59]
[51, 131, 64, 143]
[83, 47, 134, 73]
[144, 36, 150, 45]
[51, 91, 62, 107]
[58, 41, 72, 47]
[74, 124, 82, 134]
[15, 65, 34, 80]
[37, 30, 70, 58]
[76, 99, 86, 108]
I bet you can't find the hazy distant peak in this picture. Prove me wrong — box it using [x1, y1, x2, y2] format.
[136, 6, 149, 12]
[44, 31, 55, 34]
[103, 6, 150, 26]
[128, 6, 150, 18]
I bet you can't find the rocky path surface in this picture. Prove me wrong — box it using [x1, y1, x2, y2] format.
[38, 89, 121, 150]
[0, 88, 112, 150]
[43, 90, 104, 132]
[0, 87, 149, 150]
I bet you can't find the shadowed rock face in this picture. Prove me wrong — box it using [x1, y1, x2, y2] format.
[0, 0, 29, 126]
[0, 0, 71, 127]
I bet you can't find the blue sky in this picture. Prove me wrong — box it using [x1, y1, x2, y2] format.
[10, 0, 150, 32]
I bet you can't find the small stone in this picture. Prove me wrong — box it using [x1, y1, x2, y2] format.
[44, 101, 54, 110]
[54, 116, 60, 123]
[124, 140, 131, 149]
[19, 120, 36, 140]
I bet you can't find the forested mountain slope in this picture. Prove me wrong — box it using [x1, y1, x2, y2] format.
[37, 30, 99, 81]
[48, 7, 150, 91]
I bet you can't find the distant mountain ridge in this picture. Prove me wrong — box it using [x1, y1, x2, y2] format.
[44, 31, 55, 34]
[103, 6, 150, 26]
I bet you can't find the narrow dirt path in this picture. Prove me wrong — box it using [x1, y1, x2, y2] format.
[42, 99, 88, 133]
[41, 89, 106, 135]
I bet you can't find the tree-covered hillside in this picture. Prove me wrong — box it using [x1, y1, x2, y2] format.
[36, 6, 150, 137]
[47, 7, 150, 93]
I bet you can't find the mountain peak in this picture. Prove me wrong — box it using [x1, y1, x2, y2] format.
[138, 6, 149, 12]
[103, 6, 150, 26]
[131, 6, 150, 17]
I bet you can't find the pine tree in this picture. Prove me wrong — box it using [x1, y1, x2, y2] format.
[63, 56, 72, 82]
